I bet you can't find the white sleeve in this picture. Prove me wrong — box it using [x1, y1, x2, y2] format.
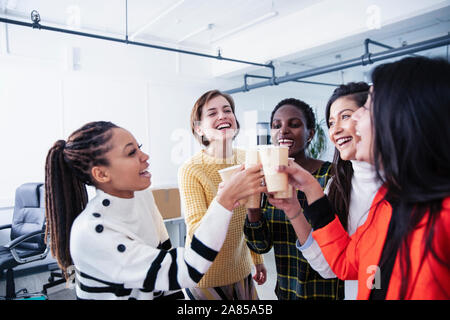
[296, 231, 337, 279]
[323, 177, 332, 195]
[291, 179, 336, 279]
[72, 197, 231, 292]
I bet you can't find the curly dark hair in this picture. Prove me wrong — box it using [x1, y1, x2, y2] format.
[270, 98, 316, 130]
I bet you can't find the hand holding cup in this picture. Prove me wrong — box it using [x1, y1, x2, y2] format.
[258, 145, 289, 193]
[217, 164, 266, 211]
[276, 162, 324, 205]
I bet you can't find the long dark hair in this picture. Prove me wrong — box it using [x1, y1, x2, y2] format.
[371, 57, 450, 298]
[324, 82, 369, 230]
[44, 121, 118, 276]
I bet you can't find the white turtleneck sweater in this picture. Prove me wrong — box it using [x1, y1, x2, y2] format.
[70, 188, 232, 300]
[297, 160, 381, 300]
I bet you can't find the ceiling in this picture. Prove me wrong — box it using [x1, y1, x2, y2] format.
[0, 0, 320, 48]
[1, 0, 449, 84]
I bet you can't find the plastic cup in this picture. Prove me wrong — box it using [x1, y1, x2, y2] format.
[258, 145, 289, 192]
[218, 164, 247, 206]
[274, 158, 295, 199]
[245, 147, 261, 208]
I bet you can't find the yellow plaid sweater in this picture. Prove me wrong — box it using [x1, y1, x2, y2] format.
[178, 148, 264, 288]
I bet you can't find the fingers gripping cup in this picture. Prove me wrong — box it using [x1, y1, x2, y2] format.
[218, 165, 247, 206]
[258, 145, 289, 193]
[274, 158, 295, 199]
[245, 147, 261, 209]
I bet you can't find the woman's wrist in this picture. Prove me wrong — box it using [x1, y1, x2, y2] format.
[302, 195, 334, 230]
[303, 182, 325, 205]
[216, 193, 235, 212]
[285, 208, 302, 221]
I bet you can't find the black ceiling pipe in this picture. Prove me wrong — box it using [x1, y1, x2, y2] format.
[0, 16, 273, 70]
[244, 74, 339, 87]
[224, 34, 450, 94]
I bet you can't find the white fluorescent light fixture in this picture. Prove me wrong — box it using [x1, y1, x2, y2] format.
[130, 0, 185, 40]
[177, 23, 214, 43]
[211, 11, 278, 43]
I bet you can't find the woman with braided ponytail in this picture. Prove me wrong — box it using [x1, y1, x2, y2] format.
[44, 121, 265, 300]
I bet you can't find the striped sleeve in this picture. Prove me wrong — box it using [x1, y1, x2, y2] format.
[128, 198, 232, 291]
[72, 200, 232, 293]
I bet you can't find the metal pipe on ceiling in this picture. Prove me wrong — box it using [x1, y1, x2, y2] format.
[0, 16, 273, 70]
[224, 34, 450, 94]
[364, 38, 394, 52]
[244, 74, 339, 87]
[364, 38, 419, 58]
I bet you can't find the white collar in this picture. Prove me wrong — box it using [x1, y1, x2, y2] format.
[350, 160, 378, 181]
[91, 189, 160, 246]
[93, 189, 139, 224]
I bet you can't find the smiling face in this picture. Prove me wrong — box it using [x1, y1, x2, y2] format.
[327, 96, 361, 161]
[92, 127, 151, 198]
[270, 104, 313, 157]
[196, 94, 238, 144]
[352, 90, 374, 164]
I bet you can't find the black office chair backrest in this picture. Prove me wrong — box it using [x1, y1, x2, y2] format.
[11, 183, 46, 251]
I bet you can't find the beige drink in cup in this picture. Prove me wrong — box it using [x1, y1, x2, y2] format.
[258, 145, 289, 192]
[274, 158, 295, 199]
[245, 147, 261, 208]
[218, 165, 247, 206]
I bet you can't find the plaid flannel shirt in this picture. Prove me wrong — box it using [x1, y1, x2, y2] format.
[244, 161, 344, 300]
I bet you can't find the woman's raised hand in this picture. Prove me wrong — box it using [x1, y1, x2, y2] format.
[266, 188, 301, 219]
[277, 162, 325, 205]
[217, 164, 266, 211]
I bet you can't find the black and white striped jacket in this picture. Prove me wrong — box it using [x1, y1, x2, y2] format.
[70, 188, 231, 300]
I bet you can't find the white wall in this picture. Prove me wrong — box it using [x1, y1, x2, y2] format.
[0, 25, 218, 207]
[1, 17, 342, 211]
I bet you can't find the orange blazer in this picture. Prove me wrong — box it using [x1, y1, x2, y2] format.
[312, 186, 450, 299]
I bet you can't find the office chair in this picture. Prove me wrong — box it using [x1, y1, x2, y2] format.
[42, 262, 66, 295]
[0, 183, 49, 300]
